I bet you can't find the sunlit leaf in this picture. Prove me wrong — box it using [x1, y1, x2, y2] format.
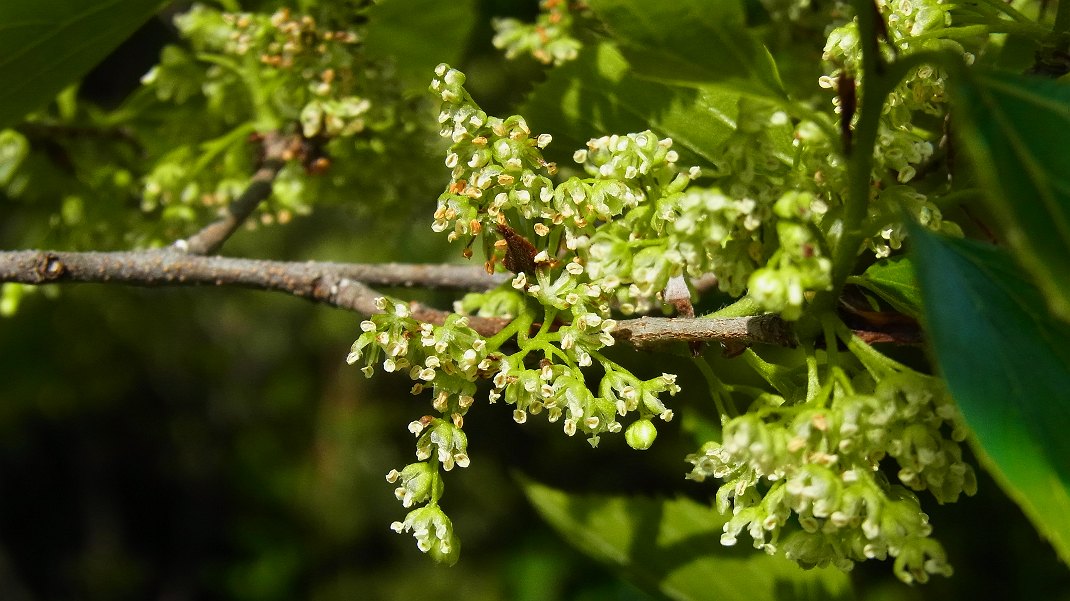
[586, 0, 786, 101]
[950, 70, 1070, 322]
[0, 0, 165, 129]
[522, 478, 854, 601]
[522, 42, 739, 167]
[850, 257, 922, 318]
[911, 228, 1070, 564]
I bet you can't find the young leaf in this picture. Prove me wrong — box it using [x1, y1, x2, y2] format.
[910, 228, 1070, 564]
[0, 0, 165, 129]
[521, 42, 739, 167]
[586, 0, 786, 101]
[950, 70, 1070, 322]
[850, 257, 922, 318]
[521, 478, 854, 601]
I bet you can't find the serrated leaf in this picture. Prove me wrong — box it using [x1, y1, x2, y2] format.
[950, 70, 1070, 322]
[521, 478, 854, 601]
[586, 0, 786, 101]
[850, 257, 922, 318]
[364, 0, 477, 92]
[910, 228, 1070, 564]
[521, 42, 739, 167]
[0, 0, 165, 129]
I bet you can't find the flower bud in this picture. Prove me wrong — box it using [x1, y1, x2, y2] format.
[625, 419, 658, 450]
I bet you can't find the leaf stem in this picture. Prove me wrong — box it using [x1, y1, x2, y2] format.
[692, 356, 736, 420]
[970, 0, 1035, 24]
[833, 316, 913, 378]
[803, 341, 820, 404]
[820, 39, 965, 311]
[1056, 0, 1070, 37]
[486, 318, 522, 350]
[429, 454, 443, 504]
[742, 348, 800, 400]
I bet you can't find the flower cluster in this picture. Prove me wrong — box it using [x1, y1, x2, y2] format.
[349, 284, 681, 561]
[346, 298, 494, 562]
[819, 0, 972, 256]
[489, 353, 680, 447]
[430, 65, 556, 244]
[389, 504, 460, 566]
[347, 298, 496, 410]
[687, 363, 976, 583]
[432, 63, 697, 315]
[166, 5, 372, 138]
[745, 191, 833, 320]
[492, 0, 583, 66]
[139, 4, 419, 238]
[406, 48, 984, 571]
[354, 66, 749, 561]
[430, 66, 693, 443]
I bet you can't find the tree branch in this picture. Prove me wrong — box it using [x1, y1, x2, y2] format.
[175, 132, 294, 255]
[614, 315, 796, 349]
[0, 249, 793, 346]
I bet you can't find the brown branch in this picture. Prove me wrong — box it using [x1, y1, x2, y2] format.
[0, 250, 499, 334]
[0, 250, 499, 289]
[176, 132, 294, 255]
[614, 314, 796, 349]
[0, 249, 800, 346]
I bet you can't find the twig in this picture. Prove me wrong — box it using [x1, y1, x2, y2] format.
[0, 250, 499, 290]
[175, 132, 295, 255]
[0, 249, 794, 346]
[614, 315, 796, 349]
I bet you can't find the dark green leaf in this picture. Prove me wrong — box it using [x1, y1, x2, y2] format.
[364, 0, 477, 92]
[910, 228, 1070, 564]
[850, 257, 922, 318]
[0, 0, 165, 129]
[521, 478, 854, 601]
[950, 70, 1070, 322]
[521, 42, 739, 167]
[586, 0, 786, 101]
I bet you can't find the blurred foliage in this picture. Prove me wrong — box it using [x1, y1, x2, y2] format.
[0, 0, 1069, 600]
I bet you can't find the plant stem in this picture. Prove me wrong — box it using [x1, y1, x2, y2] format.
[972, 0, 1035, 24]
[708, 295, 762, 318]
[743, 349, 801, 400]
[1056, 0, 1070, 37]
[820, 35, 964, 311]
[692, 357, 735, 419]
[834, 317, 911, 378]
[803, 341, 820, 404]
[486, 318, 522, 350]
[429, 455, 443, 504]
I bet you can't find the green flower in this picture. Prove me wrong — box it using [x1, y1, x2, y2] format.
[391, 505, 461, 566]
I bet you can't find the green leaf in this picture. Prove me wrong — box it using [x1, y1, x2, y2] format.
[850, 257, 922, 318]
[950, 70, 1070, 322]
[521, 478, 854, 601]
[586, 0, 786, 101]
[521, 42, 739, 167]
[0, 129, 30, 186]
[910, 228, 1070, 565]
[364, 0, 477, 92]
[0, 0, 165, 129]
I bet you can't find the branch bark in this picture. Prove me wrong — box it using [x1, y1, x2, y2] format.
[175, 132, 293, 255]
[614, 315, 796, 349]
[0, 249, 797, 347]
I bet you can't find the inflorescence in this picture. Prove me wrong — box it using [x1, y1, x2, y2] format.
[349, 0, 984, 581]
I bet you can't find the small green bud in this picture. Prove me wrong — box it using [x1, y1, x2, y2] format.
[625, 419, 658, 450]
